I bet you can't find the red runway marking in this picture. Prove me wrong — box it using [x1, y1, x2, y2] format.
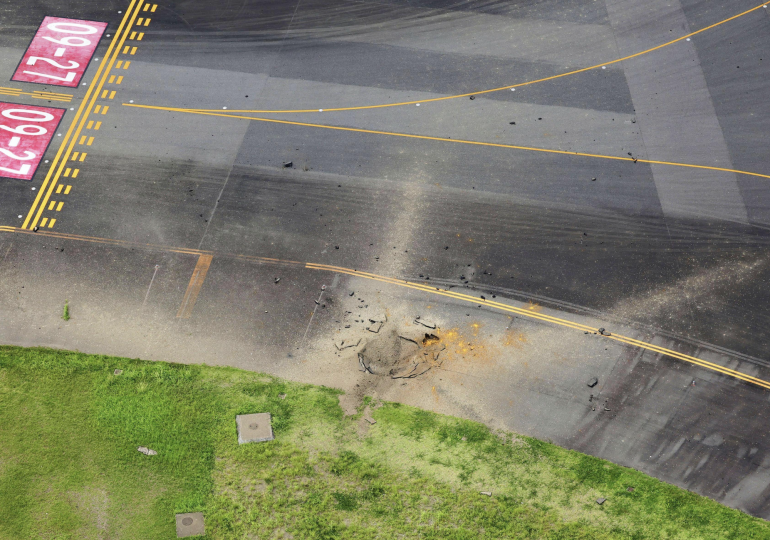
[0, 102, 65, 181]
[12, 17, 108, 88]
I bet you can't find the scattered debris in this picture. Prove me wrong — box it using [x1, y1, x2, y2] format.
[597, 328, 611, 336]
[33, 226, 39, 232]
[390, 361, 431, 379]
[469, 95, 475, 100]
[627, 487, 635, 492]
[367, 320, 384, 333]
[415, 319, 437, 329]
[283, 161, 293, 168]
[359, 354, 373, 374]
[274, 277, 280, 284]
[587, 377, 598, 388]
[509, 121, 515, 125]
[479, 491, 492, 496]
[365, 418, 376, 425]
[591, 177, 597, 181]
[461, 436, 467, 441]
[113, 369, 123, 375]
[399, 335, 419, 346]
[596, 497, 606, 505]
[335, 338, 362, 351]
[137, 446, 157, 456]
[422, 333, 440, 346]
[349, 291, 355, 296]
[588, 394, 593, 402]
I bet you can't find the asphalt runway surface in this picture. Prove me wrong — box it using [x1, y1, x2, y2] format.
[2, 0, 770, 518]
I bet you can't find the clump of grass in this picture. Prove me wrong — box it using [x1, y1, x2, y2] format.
[61, 300, 70, 321]
[1, 345, 769, 540]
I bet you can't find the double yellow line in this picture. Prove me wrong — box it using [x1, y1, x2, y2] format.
[1, 224, 767, 389]
[306, 262, 770, 390]
[22, 0, 146, 231]
[0, 86, 73, 103]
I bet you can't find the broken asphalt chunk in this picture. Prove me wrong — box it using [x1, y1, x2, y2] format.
[596, 498, 606, 505]
[587, 377, 598, 388]
[335, 338, 361, 351]
[358, 354, 373, 374]
[479, 491, 492, 496]
[137, 446, 157, 456]
[283, 161, 293, 168]
[415, 319, 437, 329]
[367, 320, 384, 333]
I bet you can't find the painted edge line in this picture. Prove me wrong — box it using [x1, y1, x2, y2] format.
[21, 1, 142, 230]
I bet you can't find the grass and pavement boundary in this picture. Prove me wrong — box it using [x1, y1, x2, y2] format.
[0, 345, 767, 539]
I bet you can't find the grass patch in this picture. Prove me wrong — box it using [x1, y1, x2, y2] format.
[0, 345, 767, 539]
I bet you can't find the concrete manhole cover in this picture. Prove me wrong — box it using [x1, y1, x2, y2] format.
[236, 412, 274, 444]
[175, 512, 204, 538]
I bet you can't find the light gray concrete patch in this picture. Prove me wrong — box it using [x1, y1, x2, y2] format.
[605, 0, 748, 224]
[175, 512, 205, 538]
[236, 413, 275, 444]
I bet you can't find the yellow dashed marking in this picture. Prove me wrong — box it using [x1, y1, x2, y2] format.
[48, 218, 55, 228]
[130, 47, 137, 55]
[56, 202, 64, 212]
[71, 169, 79, 178]
[101, 106, 109, 115]
[79, 152, 87, 162]
[40, 218, 48, 227]
[87, 120, 94, 129]
[144, 18, 151, 26]
[115, 62, 122, 70]
[108, 91, 116, 99]
[56, 184, 63, 194]
[137, 33, 144, 41]
[151, 4, 158, 12]
[94, 122, 101, 130]
[143, 3, 150, 11]
[129, 31, 137, 40]
[71, 152, 79, 161]
[116, 76, 123, 85]
[86, 137, 94, 146]
[63, 168, 71, 177]
[123, 45, 130, 54]
[101, 90, 108, 99]
[79, 135, 86, 145]
[108, 75, 115, 84]
[137, 18, 144, 25]
[48, 201, 56, 211]
[64, 185, 72, 195]
[123, 61, 130, 70]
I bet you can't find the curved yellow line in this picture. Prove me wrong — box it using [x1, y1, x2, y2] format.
[121, 105, 770, 180]
[178, 1, 767, 114]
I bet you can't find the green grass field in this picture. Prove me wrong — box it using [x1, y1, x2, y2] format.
[0, 345, 767, 539]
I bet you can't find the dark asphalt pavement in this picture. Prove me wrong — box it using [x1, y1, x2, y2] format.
[2, 0, 770, 518]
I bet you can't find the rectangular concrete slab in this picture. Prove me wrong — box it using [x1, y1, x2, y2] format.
[236, 412, 274, 444]
[175, 512, 205, 538]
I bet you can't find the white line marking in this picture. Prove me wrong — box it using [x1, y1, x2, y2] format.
[9, 137, 20, 147]
[54, 47, 65, 57]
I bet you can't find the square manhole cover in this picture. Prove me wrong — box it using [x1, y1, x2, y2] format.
[236, 412, 274, 444]
[175, 512, 204, 538]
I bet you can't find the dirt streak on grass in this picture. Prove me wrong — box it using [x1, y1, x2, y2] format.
[0, 345, 768, 539]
